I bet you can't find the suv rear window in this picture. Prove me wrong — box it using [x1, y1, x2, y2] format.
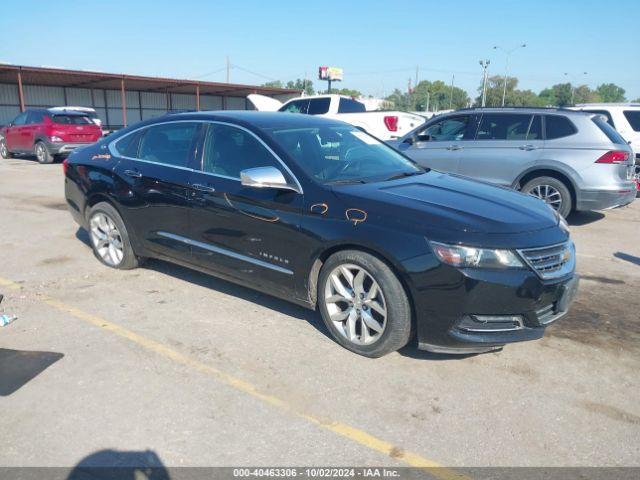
[592, 116, 627, 145]
[338, 98, 366, 113]
[52, 115, 92, 125]
[582, 109, 614, 127]
[544, 115, 577, 140]
[623, 110, 640, 132]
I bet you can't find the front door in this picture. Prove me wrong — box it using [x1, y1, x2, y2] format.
[188, 122, 304, 296]
[112, 121, 203, 260]
[458, 113, 544, 186]
[5, 112, 28, 151]
[398, 114, 474, 173]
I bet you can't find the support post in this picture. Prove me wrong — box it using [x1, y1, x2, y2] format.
[17, 69, 25, 112]
[196, 84, 200, 111]
[120, 77, 127, 127]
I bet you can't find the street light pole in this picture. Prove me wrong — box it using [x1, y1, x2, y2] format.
[479, 59, 490, 107]
[493, 44, 526, 107]
[564, 72, 588, 105]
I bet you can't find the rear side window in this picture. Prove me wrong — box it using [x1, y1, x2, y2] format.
[114, 131, 142, 158]
[279, 100, 309, 114]
[583, 109, 614, 127]
[592, 116, 627, 145]
[527, 115, 542, 140]
[52, 115, 92, 125]
[338, 98, 366, 113]
[202, 123, 280, 178]
[544, 115, 577, 140]
[137, 122, 200, 167]
[623, 110, 640, 132]
[307, 98, 331, 115]
[26, 111, 45, 124]
[475, 114, 532, 140]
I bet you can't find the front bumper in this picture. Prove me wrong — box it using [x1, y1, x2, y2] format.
[577, 185, 636, 211]
[410, 264, 579, 354]
[46, 141, 93, 156]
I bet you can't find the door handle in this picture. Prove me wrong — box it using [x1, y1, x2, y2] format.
[446, 144, 463, 151]
[192, 183, 216, 193]
[519, 144, 537, 151]
[124, 169, 142, 178]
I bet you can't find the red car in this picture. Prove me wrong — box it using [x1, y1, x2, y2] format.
[0, 108, 102, 164]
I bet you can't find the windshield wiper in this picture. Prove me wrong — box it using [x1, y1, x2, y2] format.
[383, 170, 425, 182]
[326, 179, 367, 185]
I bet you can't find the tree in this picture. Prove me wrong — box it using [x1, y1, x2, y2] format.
[412, 80, 469, 111]
[262, 78, 314, 95]
[319, 87, 362, 97]
[596, 83, 626, 103]
[261, 80, 284, 88]
[385, 89, 411, 111]
[477, 76, 545, 107]
[539, 83, 573, 106]
[573, 85, 601, 104]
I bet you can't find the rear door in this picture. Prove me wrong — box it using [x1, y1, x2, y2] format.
[111, 121, 203, 260]
[24, 111, 45, 151]
[458, 113, 544, 186]
[5, 112, 27, 151]
[399, 114, 474, 173]
[188, 121, 304, 296]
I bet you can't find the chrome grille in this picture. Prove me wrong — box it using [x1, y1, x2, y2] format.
[518, 241, 575, 280]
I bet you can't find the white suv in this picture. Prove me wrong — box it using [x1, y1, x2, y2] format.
[573, 104, 640, 158]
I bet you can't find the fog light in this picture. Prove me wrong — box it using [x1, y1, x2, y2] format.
[458, 315, 524, 333]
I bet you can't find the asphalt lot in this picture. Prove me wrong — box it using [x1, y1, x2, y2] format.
[1, 157, 639, 470]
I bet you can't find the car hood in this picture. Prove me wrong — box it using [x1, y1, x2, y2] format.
[332, 171, 559, 235]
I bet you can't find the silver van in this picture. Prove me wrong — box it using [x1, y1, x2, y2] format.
[389, 108, 636, 217]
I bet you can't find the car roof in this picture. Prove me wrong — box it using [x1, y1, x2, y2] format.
[45, 108, 91, 116]
[455, 107, 587, 116]
[166, 110, 350, 129]
[575, 103, 640, 108]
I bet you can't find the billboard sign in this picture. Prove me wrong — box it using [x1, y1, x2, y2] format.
[318, 66, 343, 81]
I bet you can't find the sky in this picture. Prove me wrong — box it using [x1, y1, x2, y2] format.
[1, 0, 639, 101]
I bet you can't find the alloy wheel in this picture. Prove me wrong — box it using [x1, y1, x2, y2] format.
[324, 264, 387, 345]
[0, 141, 7, 158]
[89, 212, 124, 266]
[527, 184, 563, 211]
[35, 143, 46, 163]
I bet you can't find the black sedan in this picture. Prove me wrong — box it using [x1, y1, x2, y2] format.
[64, 111, 578, 357]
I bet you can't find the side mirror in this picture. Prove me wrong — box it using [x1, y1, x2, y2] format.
[240, 166, 299, 193]
[403, 136, 415, 145]
[416, 133, 432, 142]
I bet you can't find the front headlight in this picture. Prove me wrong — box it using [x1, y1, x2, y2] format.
[429, 241, 525, 269]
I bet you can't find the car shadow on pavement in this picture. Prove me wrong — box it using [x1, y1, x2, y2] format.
[567, 210, 605, 226]
[614, 252, 640, 266]
[0, 348, 64, 396]
[66, 449, 170, 480]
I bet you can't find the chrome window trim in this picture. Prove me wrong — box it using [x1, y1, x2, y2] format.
[157, 231, 293, 275]
[108, 119, 304, 194]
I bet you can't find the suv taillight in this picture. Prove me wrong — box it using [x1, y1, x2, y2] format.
[595, 151, 629, 164]
[383, 115, 398, 132]
[62, 159, 69, 176]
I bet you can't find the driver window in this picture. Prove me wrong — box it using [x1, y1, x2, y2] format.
[12, 112, 28, 126]
[418, 115, 470, 142]
[280, 100, 309, 114]
[202, 123, 281, 179]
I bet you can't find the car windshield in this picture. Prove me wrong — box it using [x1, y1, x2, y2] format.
[52, 114, 92, 125]
[265, 125, 423, 184]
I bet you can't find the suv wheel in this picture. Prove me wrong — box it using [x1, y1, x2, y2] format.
[318, 250, 412, 357]
[0, 138, 10, 159]
[35, 141, 54, 164]
[87, 202, 140, 270]
[522, 176, 572, 218]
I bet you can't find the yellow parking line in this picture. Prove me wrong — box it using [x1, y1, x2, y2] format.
[2, 276, 468, 480]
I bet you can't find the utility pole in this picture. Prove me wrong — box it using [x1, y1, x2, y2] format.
[449, 74, 455, 109]
[564, 72, 588, 105]
[226, 56, 230, 83]
[425, 91, 430, 113]
[479, 59, 490, 107]
[493, 44, 526, 107]
[415, 65, 419, 89]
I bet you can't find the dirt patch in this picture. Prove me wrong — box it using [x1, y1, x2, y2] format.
[38, 256, 72, 266]
[580, 275, 625, 285]
[579, 401, 640, 426]
[38, 201, 67, 211]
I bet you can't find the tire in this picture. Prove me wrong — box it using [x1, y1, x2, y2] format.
[0, 138, 10, 159]
[522, 176, 572, 218]
[86, 202, 140, 270]
[35, 141, 54, 164]
[317, 250, 412, 357]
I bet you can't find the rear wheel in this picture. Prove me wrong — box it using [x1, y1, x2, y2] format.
[522, 176, 572, 218]
[318, 250, 412, 357]
[35, 141, 54, 164]
[87, 202, 140, 270]
[0, 138, 10, 159]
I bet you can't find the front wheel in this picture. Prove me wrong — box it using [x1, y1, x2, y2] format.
[35, 141, 54, 164]
[318, 250, 412, 357]
[522, 176, 572, 218]
[0, 138, 10, 159]
[87, 202, 140, 270]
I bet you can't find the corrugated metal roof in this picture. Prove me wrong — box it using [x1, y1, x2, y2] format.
[0, 64, 300, 97]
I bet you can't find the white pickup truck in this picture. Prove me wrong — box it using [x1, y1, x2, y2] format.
[248, 94, 425, 141]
